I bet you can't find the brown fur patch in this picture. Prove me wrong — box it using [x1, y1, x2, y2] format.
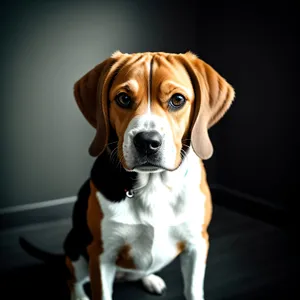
[176, 241, 186, 255]
[87, 180, 104, 300]
[115, 244, 136, 269]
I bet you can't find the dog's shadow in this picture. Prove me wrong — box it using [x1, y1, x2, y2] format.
[1, 258, 184, 300]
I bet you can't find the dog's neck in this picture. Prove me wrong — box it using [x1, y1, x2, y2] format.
[133, 158, 189, 192]
[90, 147, 190, 203]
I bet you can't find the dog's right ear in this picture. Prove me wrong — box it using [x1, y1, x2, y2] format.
[74, 52, 123, 157]
[180, 52, 235, 160]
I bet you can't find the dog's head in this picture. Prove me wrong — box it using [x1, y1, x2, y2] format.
[74, 51, 235, 173]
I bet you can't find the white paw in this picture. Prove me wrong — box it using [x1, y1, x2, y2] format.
[142, 274, 167, 295]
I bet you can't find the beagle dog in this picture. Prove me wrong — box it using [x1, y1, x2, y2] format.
[21, 51, 235, 300]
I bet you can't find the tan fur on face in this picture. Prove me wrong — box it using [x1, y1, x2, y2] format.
[109, 54, 152, 169]
[109, 52, 195, 169]
[151, 55, 195, 167]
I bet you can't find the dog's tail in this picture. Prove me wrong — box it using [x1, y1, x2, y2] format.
[19, 237, 65, 265]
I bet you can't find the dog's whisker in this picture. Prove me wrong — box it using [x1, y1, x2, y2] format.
[180, 148, 189, 165]
[180, 150, 186, 159]
[114, 151, 124, 170]
[107, 141, 118, 146]
[182, 143, 191, 149]
[182, 138, 191, 143]
[109, 147, 118, 159]
[110, 147, 120, 165]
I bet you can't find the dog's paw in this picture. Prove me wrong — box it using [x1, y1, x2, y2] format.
[142, 274, 166, 295]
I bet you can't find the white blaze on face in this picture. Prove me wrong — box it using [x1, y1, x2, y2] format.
[123, 115, 177, 171]
[122, 57, 178, 171]
[147, 59, 152, 115]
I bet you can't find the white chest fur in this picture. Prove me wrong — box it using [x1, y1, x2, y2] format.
[96, 150, 206, 275]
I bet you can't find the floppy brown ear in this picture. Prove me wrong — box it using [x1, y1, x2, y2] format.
[180, 52, 235, 160]
[74, 54, 122, 157]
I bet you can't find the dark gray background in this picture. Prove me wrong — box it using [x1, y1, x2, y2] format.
[0, 0, 298, 212]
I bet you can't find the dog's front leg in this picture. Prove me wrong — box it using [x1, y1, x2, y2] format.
[89, 248, 116, 300]
[180, 237, 209, 300]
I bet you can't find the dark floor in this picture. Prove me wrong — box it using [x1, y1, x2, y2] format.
[0, 204, 297, 300]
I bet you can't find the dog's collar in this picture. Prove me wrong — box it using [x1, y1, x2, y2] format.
[124, 188, 134, 198]
[125, 164, 189, 199]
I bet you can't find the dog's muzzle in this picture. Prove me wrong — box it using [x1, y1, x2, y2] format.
[132, 130, 164, 172]
[133, 131, 162, 156]
[123, 115, 177, 172]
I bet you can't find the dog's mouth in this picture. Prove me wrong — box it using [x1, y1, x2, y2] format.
[133, 162, 164, 173]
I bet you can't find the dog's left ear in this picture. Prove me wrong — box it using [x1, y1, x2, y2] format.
[180, 52, 235, 160]
[74, 51, 123, 157]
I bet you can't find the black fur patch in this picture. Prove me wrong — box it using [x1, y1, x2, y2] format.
[91, 149, 137, 202]
[63, 179, 92, 261]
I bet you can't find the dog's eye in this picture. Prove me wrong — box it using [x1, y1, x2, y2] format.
[115, 93, 133, 109]
[168, 94, 186, 111]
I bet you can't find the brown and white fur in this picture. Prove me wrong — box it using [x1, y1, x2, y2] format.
[20, 51, 235, 300]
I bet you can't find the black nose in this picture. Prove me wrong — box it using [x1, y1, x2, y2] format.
[133, 131, 162, 155]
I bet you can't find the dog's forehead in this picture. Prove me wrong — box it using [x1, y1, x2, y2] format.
[112, 53, 152, 85]
[111, 52, 192, 91]
[152, 55, 193, 91]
